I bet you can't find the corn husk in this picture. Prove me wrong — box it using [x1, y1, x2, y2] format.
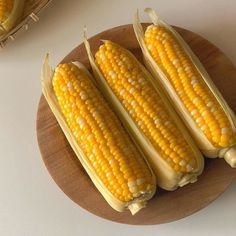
[84, 35, 204, 191]
[0, 0, 51, 48]
[0, 0, 25, 36]
[40, 54, 156, 215]
[133, 8, 236, 167]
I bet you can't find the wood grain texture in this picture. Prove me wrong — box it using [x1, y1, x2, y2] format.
[36, 24, 236, 225]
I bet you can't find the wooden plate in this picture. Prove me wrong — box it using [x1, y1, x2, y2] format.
[36, 24, 236, 225]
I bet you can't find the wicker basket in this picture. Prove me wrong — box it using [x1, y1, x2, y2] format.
[0, 0, 52, 48]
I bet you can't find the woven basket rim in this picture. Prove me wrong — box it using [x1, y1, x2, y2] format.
[0, 0, 52, 46]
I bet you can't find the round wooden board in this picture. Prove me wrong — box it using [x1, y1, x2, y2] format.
[36, 24, 236, 225]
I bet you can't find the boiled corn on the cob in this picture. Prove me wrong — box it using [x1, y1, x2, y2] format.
[41, 55, 156, 215]
[0, 0, 13, 23]
[133, 8, 236, 167]
[0, 0, 25, 35]
[84, 38, 204, 190]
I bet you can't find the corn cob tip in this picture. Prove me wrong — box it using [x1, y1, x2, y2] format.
[128, 201, 146, 215]
[223, 146, 236, 168]
[178, 173, 198, 187]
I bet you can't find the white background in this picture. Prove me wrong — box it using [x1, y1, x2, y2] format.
[0, 0, 236, 235]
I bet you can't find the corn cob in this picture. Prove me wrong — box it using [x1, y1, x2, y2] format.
[41, 55, 156, 215]
[0, 0, 25, 35]
[0, 0, 13, 23]
[84, 38, 204, 190]
[133, 8, 236, 167]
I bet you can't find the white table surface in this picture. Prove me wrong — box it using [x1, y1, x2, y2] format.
[0, 0, 236, 235]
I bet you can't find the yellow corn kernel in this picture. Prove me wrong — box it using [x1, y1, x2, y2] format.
[0, 0, 13, 23]
[0, 0, 25, 35]
[52, 63, 155, 202]
[95, 40, 198, 174]
[144, 25, 235, 148]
